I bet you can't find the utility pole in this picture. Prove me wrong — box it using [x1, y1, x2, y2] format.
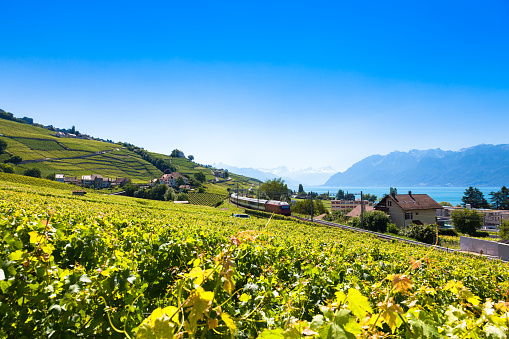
[360, 190, 364, 229]
[310, 191, 313, 222]
[236, 183, 239, 206]
[258, 183, 260, 207]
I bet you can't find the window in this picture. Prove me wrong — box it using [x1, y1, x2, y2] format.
[405, 212, 413, 220]
[387, 200, 392, 207]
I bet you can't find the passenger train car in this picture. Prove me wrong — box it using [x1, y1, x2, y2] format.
[230, 193, 291, 216]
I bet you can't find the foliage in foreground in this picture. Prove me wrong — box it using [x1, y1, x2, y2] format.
[0, 181, 508, 338]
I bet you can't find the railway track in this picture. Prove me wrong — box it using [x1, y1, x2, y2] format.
[292, 215, 457, 253]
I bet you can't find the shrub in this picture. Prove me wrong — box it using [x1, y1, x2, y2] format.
[176, 192, 189, 201]
[438, 228, 459, 236]
[348, 216, 361, 228]
[164, 187, 176, 201]
[499, 220, 509, 240]
[387, 223, 399, 235]
[0, 163, 14, 173]
[292, 199, 327, 216]
[402, 223, 437, 244]
[322, 211, 346, 224]
[23, 168, 41, 178]
[361, 211, 391, 233]
[474, 231, 490, 238]
[451, 208, 484, 236]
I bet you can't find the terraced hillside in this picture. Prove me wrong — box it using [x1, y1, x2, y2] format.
[0, 118, 260, 191]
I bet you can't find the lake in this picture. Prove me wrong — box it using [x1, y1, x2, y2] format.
[288, 186, 500, 206]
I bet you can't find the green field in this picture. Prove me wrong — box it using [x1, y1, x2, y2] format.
[1, 173, 508, 338]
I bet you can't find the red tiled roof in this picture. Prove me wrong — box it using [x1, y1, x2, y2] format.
[378, 194, 443, 211]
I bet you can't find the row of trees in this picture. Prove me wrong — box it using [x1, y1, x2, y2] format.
[461, 186, 509, 210]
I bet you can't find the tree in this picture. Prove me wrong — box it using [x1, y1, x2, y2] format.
[461, 187, 489, 208]
[292, 199, 326, 216]
[0, 139, 6, 154]
[361, 211, 391, 233]
[23, 168, 41, 178]
[344, 193, 355, 201]
[451, 208, 484, 236]
[188, 155, 194, 161]
[439, 201, 452, 207]
[1, 164, 13, 173]
[223, 170, 229, 179]
[170, 149, 180, 157]
[164, 187, 176, 201]
[45, 173, 55, 180]
[490, 186, 509, 210]
[298, 184, 304, 193]
[336, 189, 345, 200]
[362, 193, 378, 203]
[194, 172, 206, 183]
[5, 155, 22, 164]
[123, 183, 138, 197]
[497, 219, 509, 240]
[176, 176, 186, 187]
[390, 187, 398, 196]
[176, 192, 189, 201]
[261, 178, 288, 201]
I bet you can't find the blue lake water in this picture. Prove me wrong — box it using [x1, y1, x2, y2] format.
[288, 186, 499, 206]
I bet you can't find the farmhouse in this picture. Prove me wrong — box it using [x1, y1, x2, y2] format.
[375, 191, 443, 229]
[160, 172, 188, 188]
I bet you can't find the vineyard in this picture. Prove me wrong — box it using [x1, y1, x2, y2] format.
[1, 176, 508, 338]
[187, 192, 228, 207]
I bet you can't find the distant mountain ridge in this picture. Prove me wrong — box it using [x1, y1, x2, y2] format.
[325, 144, 509, 187]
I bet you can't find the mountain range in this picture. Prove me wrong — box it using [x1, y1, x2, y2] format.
[213, 163, 336, 186]
[325, 144, 509, 187]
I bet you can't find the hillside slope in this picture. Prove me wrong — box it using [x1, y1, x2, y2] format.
[0, 117, 260, 191]
[325, 144, 509, 187]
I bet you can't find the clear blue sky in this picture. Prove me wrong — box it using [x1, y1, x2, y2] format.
[1, 1, 508, 171]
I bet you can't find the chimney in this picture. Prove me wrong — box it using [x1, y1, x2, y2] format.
[408, 190, 412, 196]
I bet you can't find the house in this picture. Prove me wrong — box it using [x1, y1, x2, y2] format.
[81, 175, 93, 186]
[91, 174, 104, 188]
[375, 191, 443, 229]
[101, 178, 111, 188]
[55, 174, 65, 183]
[160, 172, 188, 187]
[115, 177, 130, 187]
[346, 205, 375, 220]
[331, 199, 372, 212]
[483, 210, 509, 229]
[64, 176, 79, 185]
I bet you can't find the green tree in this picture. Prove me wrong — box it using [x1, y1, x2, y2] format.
[362, 193, 378, 203]
[176, 176, 186, 187]
[439, 201, 453, 207]
[45, 173, 55, 180]
[461, 187, 489, 208]
[123, 183, 138, 197]
[451, 208, 484, 236]
[170, 149, 180, 157]
[164, 187, 176, 201]
[23, 168, 41, 178]
[0, 163, 14, 173]
[261, 178, 288, 201]
[498, 219, 509, 239]
[176, 192, 189, 201]
[336, 189, 345, 200]
[188, 155, 194, 161]
[490, 186, 509, 210]
[298, 184, 304, 193]
[292, 199, 326, 216]
[194, 172, 206, 183]
[0, 138, 7, 154]
[5, 155, 22, 164]
[344, 193, 355, 201]
[361, 211, 391, 233]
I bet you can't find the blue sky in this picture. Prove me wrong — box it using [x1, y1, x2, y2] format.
[1, 1, 508, 172]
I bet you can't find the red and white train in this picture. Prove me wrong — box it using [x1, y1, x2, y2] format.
[230, 193, 291, 216]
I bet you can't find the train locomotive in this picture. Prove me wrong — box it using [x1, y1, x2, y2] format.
[230, 193, 291, 216]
